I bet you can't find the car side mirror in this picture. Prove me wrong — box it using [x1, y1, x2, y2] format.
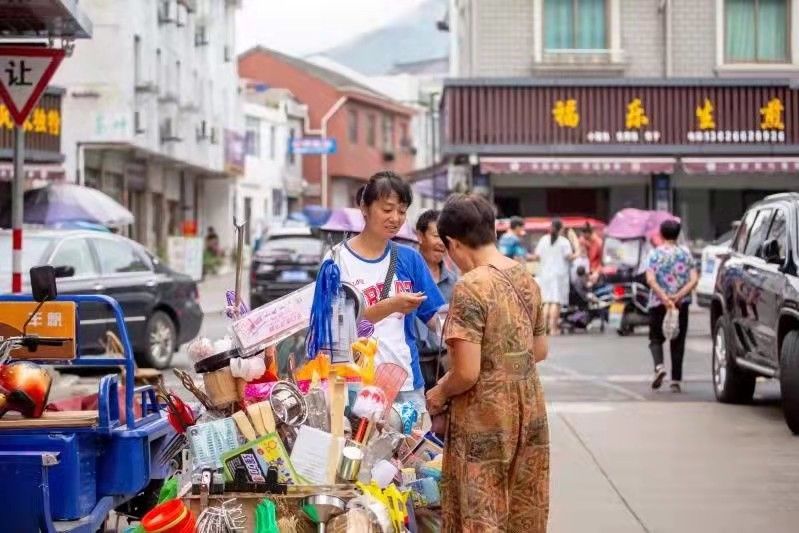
[54, 265, 75, 278]
[30, 265, 58, 303]
[761, 239, 782, 265]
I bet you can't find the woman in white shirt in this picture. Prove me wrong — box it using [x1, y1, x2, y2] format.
[533, 219, 576, 335]
[330, 171, 445, 416]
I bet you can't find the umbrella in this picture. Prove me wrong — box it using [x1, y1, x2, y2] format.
[22, 183, 134, 227]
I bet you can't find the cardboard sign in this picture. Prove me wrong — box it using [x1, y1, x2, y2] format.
[0, 301, 77, 359]
[232, 284, 315, 352]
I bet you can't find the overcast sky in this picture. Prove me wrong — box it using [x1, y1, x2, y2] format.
[236, 0, 428, 56]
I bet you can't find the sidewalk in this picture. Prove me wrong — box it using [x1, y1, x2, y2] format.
[548, 401, 799, 532]
[198, 271, 248, 314]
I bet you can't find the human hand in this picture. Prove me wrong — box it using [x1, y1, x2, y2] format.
[392, 292, 427, 314]
[664, 297, 676, 310]
[426, 385, 448, 416]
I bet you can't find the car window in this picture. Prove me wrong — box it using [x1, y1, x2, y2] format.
[744, 209, 774, 257]
[51, 239, 98, 277]
[92, 238, 151, 274]
[767, 209, 787, 259]
[0, 235, 52, 273]
[258, 237, 322, 256]
[733, 211, 758, 253]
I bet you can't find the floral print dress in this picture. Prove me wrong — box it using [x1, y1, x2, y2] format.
[441, 263, 550, 532]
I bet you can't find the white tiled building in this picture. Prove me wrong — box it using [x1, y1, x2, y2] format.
[223, 86, 307, 249]
[53, 0, 241, 252]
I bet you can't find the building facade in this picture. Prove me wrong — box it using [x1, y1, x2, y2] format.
[228, 86, 307, 248]
[53, 0, 241, 252]
[238, 47, 416, 208]
[445, 0, 799, 240]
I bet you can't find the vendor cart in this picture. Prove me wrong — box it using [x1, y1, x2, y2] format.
[0, 291, 177, 533]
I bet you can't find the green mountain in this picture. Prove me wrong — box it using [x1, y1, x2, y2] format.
[318, 0, 449, 75]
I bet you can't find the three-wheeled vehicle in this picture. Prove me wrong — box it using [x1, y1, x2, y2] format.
[602, 209, 680, 336]
[0, 266, 177, 532]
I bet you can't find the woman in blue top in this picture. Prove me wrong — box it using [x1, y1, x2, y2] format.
[333, 171, 445, 416]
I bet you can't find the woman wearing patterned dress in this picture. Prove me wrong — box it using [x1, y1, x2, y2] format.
[426, 194, 550, 533]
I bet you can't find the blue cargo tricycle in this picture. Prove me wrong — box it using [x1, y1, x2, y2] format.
[0, 269, 178, 532]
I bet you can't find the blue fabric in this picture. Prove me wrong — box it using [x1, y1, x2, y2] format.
[499, 233, 528, 259]
[395, 244, 446, 389]
[415, 263, 457, 354]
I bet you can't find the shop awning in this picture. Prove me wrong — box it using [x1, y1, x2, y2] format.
[0, 164, 65, 182]
[682, 157, 799, 175]
[480, 157, 676, 175]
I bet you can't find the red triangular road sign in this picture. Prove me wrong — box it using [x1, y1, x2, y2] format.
[0, 46, 65, 127]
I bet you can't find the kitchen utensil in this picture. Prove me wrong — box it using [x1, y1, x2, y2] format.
[269, 381, 307, 426]
[301, 494, 347, 533]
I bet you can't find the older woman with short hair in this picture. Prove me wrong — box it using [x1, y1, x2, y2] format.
[426, 194, 550, 533]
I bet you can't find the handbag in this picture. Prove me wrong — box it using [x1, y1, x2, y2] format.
[663, 306, 680, 340]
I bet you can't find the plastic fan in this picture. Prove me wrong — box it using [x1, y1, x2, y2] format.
[374, 363, 408, 419]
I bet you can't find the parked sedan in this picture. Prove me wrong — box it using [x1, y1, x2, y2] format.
[0, 229, 203, 368]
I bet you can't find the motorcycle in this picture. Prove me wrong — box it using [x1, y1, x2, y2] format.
[601, 209, 681, 336]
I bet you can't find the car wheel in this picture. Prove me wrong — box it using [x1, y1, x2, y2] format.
[779, 330, 799, 435]
[137, 311, 176, 369]
[712, 316, 755, 404]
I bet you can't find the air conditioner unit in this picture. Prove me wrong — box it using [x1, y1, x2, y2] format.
[160, 119, 182, 143]
[195, 25, 209, 46]
[158, 0, 176, 24]
[196, 120, 209, 141]
[135, 111, 147, 134]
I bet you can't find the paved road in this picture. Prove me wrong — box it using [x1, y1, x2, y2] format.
[52, 306, 799, 532]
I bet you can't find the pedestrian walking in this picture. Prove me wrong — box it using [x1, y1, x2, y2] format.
[414, 209, 458, 391]
[499, 216, 529, 262]
[329, 171, 445, 418]
[427, 193, 549, 533]
[533, 219, 575, 335]
[645, 219, 699, 392]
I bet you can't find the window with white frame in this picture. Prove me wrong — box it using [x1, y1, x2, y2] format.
[725, 0, 789, 63]
[544, 0, 608, 50]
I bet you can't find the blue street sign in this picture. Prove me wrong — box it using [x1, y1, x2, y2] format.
[290, 137, 337, 155]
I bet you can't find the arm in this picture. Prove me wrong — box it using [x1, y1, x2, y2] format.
[533, 335, 549, 363]
[363, 298, 399, 324]
[673, 269, 699, 303]
[645, 269, 673, 307]
[436, 340, 481, 398]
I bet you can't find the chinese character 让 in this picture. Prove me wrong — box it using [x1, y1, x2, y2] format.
[760, 97, 785, 130]
[625, 98, 649, 130]
[696, 98, 716, 130]
[5, 60, 32, 87]
[552, 98, 580, 128]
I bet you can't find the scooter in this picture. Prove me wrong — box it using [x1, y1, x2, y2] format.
[608, 278, 651, 336]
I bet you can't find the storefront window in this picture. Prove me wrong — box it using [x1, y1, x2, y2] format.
[544, 0, 607, 50]
[725, 0, 788, 63]
[367, 114, 376, 147]
[382, 114, 394, 152]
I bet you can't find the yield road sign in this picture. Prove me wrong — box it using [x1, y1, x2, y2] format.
[0, 46, 65, 126]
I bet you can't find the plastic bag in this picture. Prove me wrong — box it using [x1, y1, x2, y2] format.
[663, 307, 680, 340]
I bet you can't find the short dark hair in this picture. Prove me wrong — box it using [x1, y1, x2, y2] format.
[576, 266, 587, 277]
[660, 219, 681, 241]
[356, 171, 413, 208]
[551, 218, 563, 232]
[582, 222, 593, 235]
[438, 194, 497, 249]
[416, 209, 440, 233]
[510, 216, 525, 230]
